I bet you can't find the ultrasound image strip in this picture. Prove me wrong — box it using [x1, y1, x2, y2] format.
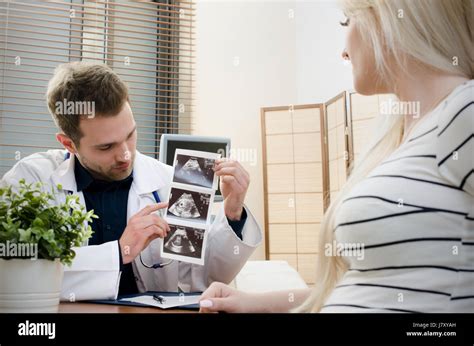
[161, 149, 222, 265]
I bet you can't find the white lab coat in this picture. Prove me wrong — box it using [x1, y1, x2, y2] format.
[1, 149, 262, 301]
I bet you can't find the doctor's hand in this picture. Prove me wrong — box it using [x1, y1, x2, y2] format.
[119, 202, 170, 265]
[214, 159, 250, 221]
[199, 282, 258, 313]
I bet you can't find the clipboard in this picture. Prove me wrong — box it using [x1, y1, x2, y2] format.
[86, 291, 201, 310]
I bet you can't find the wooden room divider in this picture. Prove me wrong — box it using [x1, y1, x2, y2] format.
[261, 104, 327, 285]
[261, 92, 388, 284]
[324, 92, 349, 204]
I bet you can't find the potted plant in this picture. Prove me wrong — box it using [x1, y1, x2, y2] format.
[0, 179, 95, 313]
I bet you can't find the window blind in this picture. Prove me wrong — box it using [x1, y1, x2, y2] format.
[0, 0, 195, 176]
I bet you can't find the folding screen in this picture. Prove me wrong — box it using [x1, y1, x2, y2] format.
[324, 92, 349, 204]
[347, 92, 384, 164]
[261, 93, 389, 285]
[261, 104, 327, 285]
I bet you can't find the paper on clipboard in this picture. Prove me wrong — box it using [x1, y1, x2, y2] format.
[119, 294, 201, 309]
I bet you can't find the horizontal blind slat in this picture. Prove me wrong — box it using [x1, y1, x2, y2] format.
[0, 115, 193, 127]
[1, 67, 195, 84]
[0, 13, 192, 41]
[1, 55, 194, 77]
[4, 4, 194, 32]
[0, 86, 195, 102]
[0, 19, 194, 46]
[39, 0, 196, 23]
[0, 102, 194, 113]
[0, 37, 195, 57]
[0, 92, 195, 107]
[0, 45, 194, 64]
[2, 36, 195, 66]
[0, 24, 194, 47]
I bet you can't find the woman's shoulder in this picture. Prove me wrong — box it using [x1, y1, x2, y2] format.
[436, 79, 473, 135]
[435, 79, 473, 195]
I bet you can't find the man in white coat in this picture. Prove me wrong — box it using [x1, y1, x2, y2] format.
[0, 62, 262, 301]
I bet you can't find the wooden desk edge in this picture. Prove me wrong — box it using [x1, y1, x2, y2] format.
[59, 302, 196, 313]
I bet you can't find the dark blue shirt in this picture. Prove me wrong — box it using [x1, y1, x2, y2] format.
[74, 157, 137, 295]
[73, 155, 247, 295]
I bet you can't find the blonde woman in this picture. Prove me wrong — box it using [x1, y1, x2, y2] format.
[199, 0, 473, 313]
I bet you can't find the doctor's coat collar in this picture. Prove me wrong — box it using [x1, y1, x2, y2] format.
[51, 150, 168, 195]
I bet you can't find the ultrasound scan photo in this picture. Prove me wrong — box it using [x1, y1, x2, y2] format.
[167, 187, 211, 223]
[163, 225, 205, 261]
[173, 154, 217, 189]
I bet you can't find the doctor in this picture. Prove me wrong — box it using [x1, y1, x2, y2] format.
[0, 62, 262, 301]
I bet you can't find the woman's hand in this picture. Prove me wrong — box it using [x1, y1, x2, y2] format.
[199, 282, 313, 313]
[199, 282, 258, 313]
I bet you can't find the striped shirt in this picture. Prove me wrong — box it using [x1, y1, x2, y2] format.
[321, 80, 473, 313]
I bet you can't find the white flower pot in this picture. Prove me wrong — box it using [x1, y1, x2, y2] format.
[0, 258, 64, 313]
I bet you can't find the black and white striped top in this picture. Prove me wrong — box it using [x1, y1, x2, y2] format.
[321, 80, 473, 313]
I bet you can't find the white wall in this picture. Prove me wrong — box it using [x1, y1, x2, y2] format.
[295, 0, 353, 103]
[193, 0, 353, 260]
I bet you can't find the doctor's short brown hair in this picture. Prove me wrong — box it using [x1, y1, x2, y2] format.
[46, 62, 129, 145]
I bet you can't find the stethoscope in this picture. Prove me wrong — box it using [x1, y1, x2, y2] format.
[139, 190, 173, 269]
[63, 152, 173, 269]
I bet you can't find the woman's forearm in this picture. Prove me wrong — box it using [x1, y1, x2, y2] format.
[249, 288, 312, 313]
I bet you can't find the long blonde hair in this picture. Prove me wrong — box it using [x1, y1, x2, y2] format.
[297, 0, 473, 313]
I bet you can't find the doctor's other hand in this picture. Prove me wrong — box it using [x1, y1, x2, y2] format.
[199, 282, 258, 313]
[213, 159, 250, 221]
[119, 202, 170, 265]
